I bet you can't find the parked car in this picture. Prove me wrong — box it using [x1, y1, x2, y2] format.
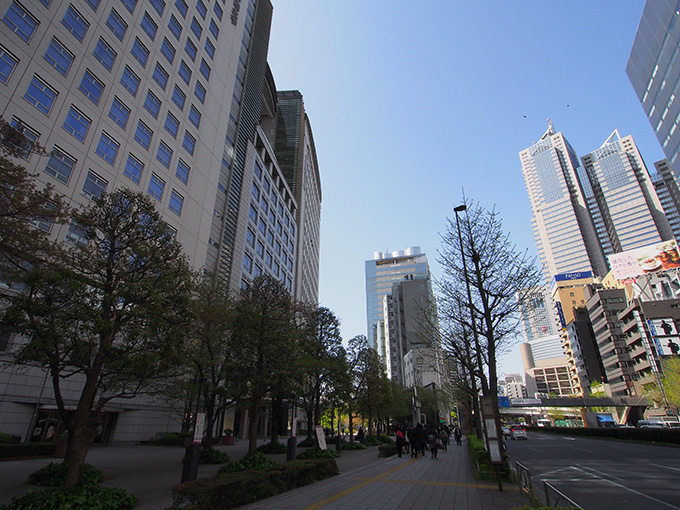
[510, 424, 528, 440]
[501, 426, 511, 438]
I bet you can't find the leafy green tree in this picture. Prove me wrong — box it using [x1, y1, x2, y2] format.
[662, 357, 680, 412]
[230, 275, 298, 454]
[2, 189, 194, 487]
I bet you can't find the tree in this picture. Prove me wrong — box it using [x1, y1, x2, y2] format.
[230, 275, 298, 454]
[0, 119, 68, 279]
[438, 201, 542, 418]
[2, 189, 194, 487]
[661, 357, 680, 412]
[297, 307, 346, 443]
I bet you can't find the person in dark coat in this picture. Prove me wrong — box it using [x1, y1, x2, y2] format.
[406, 426, 417, 458]
[395, 425, 405, 458]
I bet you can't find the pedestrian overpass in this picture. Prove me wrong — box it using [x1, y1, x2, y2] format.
[498, 396, 650, 424]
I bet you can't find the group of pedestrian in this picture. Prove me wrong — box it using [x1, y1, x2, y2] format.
[395, 423, 462, 459]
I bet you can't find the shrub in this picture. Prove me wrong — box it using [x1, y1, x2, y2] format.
[0, 442, 56, 459]
[363, 435, 382, 446]
[257, 441, 288, 454]
[171, 458, 338, 510]
[0, 486, 137, 510]
[149, 432, 185, 446]
[27, 462, 104, 487]
[341, 441, 367, 450]
[378, 443, 397, 457]
[199, 446, 229, 465]
[296, 448, 340, 460]
[467, 434, 511, 482]
[296, 437, 314, 448]
[217, 452, 277, 474]
[0, 432, 13, 443]
[529, 425, 680, 444]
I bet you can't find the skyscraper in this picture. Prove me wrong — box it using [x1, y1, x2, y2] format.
[520, 122, 608, 280]
[626, 1, 680, 178]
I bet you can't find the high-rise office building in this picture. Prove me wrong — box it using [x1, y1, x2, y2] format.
[652, 159, 680, 239]
[520, 122, 609, 280]
[0, 0, 321, 442]
[626, 1, 680, 178]
[365, 247, 430, 352]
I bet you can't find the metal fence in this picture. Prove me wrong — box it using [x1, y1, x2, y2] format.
[514, 462, 582, 509]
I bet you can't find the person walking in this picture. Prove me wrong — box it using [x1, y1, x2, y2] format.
[453, 425, 462, 446]
[438, 426, 449, 452]
[407, 426, 417, 458]
[427, 425, 439, 459]
[395, 425, 405, 458]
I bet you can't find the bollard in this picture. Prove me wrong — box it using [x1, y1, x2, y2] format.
[287, 436, 296, 461]
[181, 444, 201, 483]
[335, 435, 342, 452]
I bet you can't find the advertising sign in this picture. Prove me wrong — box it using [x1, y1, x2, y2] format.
[648, 318, 679, 337]
[654, 336, 680, 356]
[315, 426, 327, 450]
[608, 239, 680, 280]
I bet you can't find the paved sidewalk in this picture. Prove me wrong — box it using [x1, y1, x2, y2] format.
[0, 437, 529, 509]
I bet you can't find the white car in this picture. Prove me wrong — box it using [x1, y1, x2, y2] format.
[501, 426, 511, 438]
[510, 424, 528, 440]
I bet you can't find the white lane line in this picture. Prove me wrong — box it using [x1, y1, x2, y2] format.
[650, 463, 680, 473]
[572, 464, 680, 509]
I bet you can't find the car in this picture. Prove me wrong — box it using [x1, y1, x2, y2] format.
[501, 426, 511, 438]
[510, 424, 528, 440]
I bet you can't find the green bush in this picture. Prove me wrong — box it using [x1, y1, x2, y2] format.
[467, 434, 511, 482]
[217, 452, 277, 474]
[149, 432, 185, 446]
[296, 448, 340, 460]
[296, 437, 314, 448]
[341, 441, 367, 450]
[378, 443, 397, 457]
[257, 441, 288, 454]
[0, 442, 56, 459]
[199, 446, 229, 465]
[27, 462, 104, 487]
[529, 425, 680, 444]
[0, 486, 137, 510]
[171, 458, 338, 510]
[0, 432, 14, 443]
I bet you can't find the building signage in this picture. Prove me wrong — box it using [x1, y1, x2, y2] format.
[553, 271, 593, 282]
[555, 301, 566, 329]
[509, 398, 542, 406]
[653, 337, 680, 356]
[608, 239, 680, 280]
[498, 396, 510, 408]
[648, 318, 679, 337]
[648, 318, 680, 355]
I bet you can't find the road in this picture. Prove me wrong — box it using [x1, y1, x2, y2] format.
[504, 430, 680, 509]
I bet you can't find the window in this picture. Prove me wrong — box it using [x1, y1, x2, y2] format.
[82, 170, 107, 199]
[141, 12, 158, 40]
[176, 159, 189, 183]
[78, 70, 104, 104]
[160, 38, 176, 64]
[256, 240, 264, 258]
[9, 118, 39, 159]
[63, 106, 90, 141]
[182, 131, 195, 154]
[178, 60, 191, 84]
[164, 112, 179, 138]
[95, 132, 119, 164]
[194, 81, 206, 103]
[199, 59, 211, 81]
[190, 17, 202, 39]
[44, 38, 74, 76]
[130, 38, 149, 67]
[133, 120, 152, 149]
[3, 2, 39, 42]
[258, 218, 266, 235]
[86, 0, 101, 11]
[106, 8, 127, 41]
[149, 0, 165, 16]
[171, 85, 186, 110]
[120, 66, 140, 96]
[62, 5, 89, 42]
[143, 90, 161, 118]
[168, 14, 182, 39]
[124, 153, 143, 183]
[147, 173, 165, 200]
[209, 19, 218, 39]
[251, 183, 259, 200]
[184, 38, 197, 61]
[119, 0, 136, 14]
[175, 0, 188, 17]
[188, 105, 201, 128]
[65, 222, 87, 246]
[93, 38, 116, 71]
[248, 203, 257, 222]
[0, 46, 19, 83]
[243, 252, 252, 273]
[204, 38, 215, 59]
[246, 228, 255, 247]
[196, 0, 206, 19]
[152, 63, 169, 90]
[108, 97, 130, 129]
[156, 141, 172, 167]
[44, 148, 75, 184]
[24, 76, 57, 116]
[213, 2, 222, 20]
[169, 190, 183, 215]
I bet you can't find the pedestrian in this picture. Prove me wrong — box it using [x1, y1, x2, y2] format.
[395, 425, 405, 458]
[454, 425, 462, 446]
[427, 425, 440, 459]
[415, 423, 427, 457]
[438, 426, 449, 452]
[407, 426, 417, 458]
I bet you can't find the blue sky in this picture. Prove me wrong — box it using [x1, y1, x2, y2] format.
[266, 1, 663, 376]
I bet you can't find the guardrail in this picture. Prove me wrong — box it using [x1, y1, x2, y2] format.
[515, 462, 532, 496]
[543, 481, 583, 508]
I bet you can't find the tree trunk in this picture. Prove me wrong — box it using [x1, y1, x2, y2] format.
[247, 398, 260, 455]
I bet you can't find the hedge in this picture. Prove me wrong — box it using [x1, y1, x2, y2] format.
[530, 425, 680, 444]
[0, 442, 56, 459]
[170, 458, 339, 510]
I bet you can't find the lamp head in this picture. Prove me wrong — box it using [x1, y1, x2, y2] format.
[454, 205, 467, 212]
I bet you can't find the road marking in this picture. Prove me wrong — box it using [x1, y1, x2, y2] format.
[650, 463, 680, 473]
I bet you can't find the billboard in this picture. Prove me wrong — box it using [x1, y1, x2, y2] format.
[608, 239, 680, 280]
[653, 337, 680, 356]
[648, 318, 680, 356]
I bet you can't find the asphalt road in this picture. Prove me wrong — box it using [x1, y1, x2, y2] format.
[504, 430, 680, 510]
